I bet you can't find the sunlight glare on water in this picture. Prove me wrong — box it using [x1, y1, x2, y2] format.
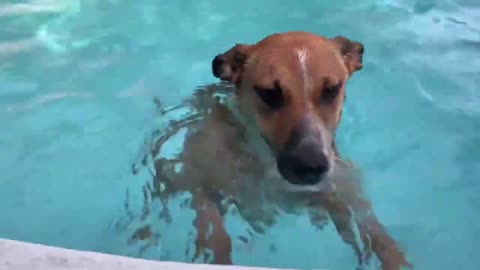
[0, 0, 479, 269]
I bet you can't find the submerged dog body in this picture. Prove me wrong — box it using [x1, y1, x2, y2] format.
[136, 32, 411, 270]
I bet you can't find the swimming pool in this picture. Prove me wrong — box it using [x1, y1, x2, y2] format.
[1, 0, 479, 269]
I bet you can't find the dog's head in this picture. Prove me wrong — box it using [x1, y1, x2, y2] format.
[212, 31, 364, 186]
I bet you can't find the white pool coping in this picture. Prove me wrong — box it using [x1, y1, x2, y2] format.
[0, 238, 294, 270]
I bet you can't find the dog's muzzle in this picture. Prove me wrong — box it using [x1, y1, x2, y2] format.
[276, 132, 331, 186]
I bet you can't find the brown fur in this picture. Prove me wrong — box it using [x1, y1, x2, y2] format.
[213, 32, 363, 152]
[132, 32, 412, 270]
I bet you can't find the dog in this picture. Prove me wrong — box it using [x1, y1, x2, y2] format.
[131, 31, 412, 270]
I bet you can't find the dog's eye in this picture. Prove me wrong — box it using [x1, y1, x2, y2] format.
[255, 82, 284, 110]
[320, 81, 342, 103]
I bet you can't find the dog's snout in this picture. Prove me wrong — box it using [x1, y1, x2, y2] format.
[277, 136, 330, 185]
[212, 55, 225, 78]
[293, 139, 330, 173]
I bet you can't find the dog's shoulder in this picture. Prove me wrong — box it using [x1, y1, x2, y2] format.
[177, 85, 265, 195]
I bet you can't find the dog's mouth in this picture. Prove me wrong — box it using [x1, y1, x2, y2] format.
[276, 153, 334, 186]
[277, 165, 331, 186]
[270, 163, 336, 194]
[256, 134, 335, 186]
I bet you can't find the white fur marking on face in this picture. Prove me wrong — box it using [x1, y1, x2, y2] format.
[295, 48, 311, 91]
[320, 128, 336, 178]
[333, 49, 349, 77]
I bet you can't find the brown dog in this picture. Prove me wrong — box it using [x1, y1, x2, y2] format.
[132, 31, 412, 270]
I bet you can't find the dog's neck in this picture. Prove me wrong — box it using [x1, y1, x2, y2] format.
[224, 93, 276, 164]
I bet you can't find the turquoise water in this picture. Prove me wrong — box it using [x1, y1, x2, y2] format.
[1, 0, 479, 269]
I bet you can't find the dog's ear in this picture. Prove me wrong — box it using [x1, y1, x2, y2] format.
[212, 44, 252, 85]
[330, 36, 364, 74]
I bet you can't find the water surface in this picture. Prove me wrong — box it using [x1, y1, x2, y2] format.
[0, 1, 479, 269]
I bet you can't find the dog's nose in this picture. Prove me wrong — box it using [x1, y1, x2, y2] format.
[212, 55, 223, 77]
[277, 138, 330, 185]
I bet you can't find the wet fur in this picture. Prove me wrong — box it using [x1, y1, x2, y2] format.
[131, 32, 412, 270]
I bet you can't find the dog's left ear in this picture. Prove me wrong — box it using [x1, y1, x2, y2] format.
[212, 43, 252, 85]
[330, 36, 364, 75]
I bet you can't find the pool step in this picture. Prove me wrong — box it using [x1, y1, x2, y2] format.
[0, 238, 294, 270]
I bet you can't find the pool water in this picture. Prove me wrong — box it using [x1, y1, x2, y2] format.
[1, 0, 479, 269]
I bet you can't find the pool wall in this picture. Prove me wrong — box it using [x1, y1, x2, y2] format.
[0, 238, 295, 270]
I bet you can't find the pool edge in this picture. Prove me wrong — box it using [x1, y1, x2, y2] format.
[0, 238, 295, 270]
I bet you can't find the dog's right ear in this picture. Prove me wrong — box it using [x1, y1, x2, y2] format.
[330, 36, 364, 75]
[212, 44, 252, 85]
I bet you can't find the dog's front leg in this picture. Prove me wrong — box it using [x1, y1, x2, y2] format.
[320, 193, 412, 270]
[191, 190, 232, 265]
[350, 199, 412, 270]
[314, 192, 365, 267]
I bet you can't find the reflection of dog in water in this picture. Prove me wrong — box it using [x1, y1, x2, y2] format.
[131, 31, 412, 270]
